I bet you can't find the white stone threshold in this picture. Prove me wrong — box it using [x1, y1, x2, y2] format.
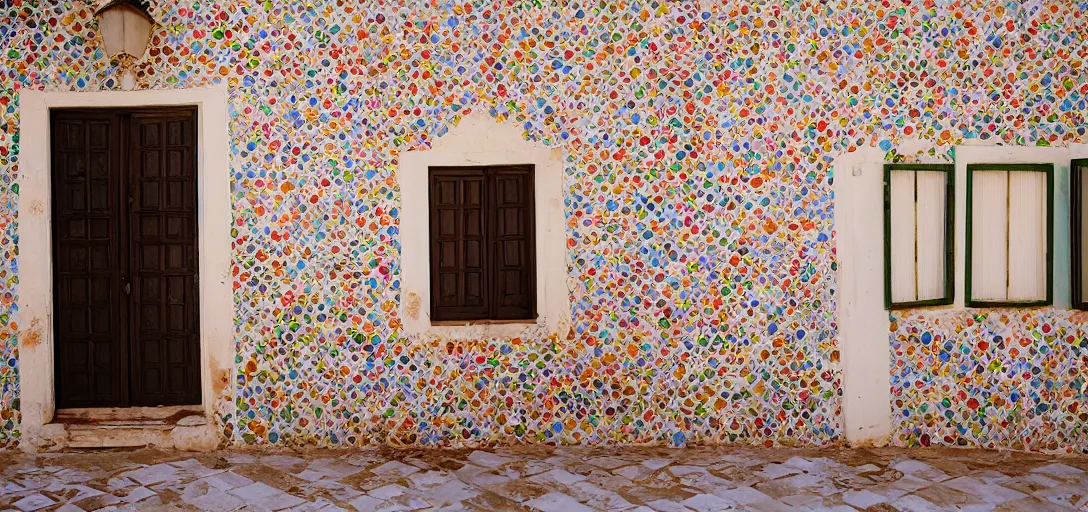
[27, 406, 217, 452]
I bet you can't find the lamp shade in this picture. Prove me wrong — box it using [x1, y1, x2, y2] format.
[95, 0, 155, 59]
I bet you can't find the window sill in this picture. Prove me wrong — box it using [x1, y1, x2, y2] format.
[431, 319, 537, 326]
[965, 301, 1052, 308]
[888, 298, 954, 310]
[417, 317, 548, 341]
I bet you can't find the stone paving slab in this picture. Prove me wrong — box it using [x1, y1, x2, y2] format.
[1, 446, 1087, 511]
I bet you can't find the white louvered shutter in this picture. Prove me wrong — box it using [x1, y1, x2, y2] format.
[915, 171, 947, 301]
[970, 167, 1049, 303]
[887, 168, 949, 306]
[971, 171, 1009, 301]
[889, 171, 917, 303]
[1007, 171, 1047, 301]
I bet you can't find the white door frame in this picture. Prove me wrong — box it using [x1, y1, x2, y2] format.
[16, 86, 234, 440]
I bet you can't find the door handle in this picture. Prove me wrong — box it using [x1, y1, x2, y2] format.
[124, 281, 131, 295]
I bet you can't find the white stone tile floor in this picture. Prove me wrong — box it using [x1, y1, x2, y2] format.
[1, 446, 1086, 511]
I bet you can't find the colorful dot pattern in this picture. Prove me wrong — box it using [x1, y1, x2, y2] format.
[892, 310, 1088, 454]
[0, 1, 1086, 449]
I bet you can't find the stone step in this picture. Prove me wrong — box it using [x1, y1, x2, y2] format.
[66, 424, 174, 449]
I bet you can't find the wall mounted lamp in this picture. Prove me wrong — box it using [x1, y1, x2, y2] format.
[94, 0, 155, 90]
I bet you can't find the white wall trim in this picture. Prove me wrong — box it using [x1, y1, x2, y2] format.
[16, 86, 234, 444]
[833, 146, 893, 446]
[397, 111, 571, 340]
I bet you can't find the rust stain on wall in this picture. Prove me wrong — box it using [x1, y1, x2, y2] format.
[210, 354, 230, 397]
[21, 318, 43, 349]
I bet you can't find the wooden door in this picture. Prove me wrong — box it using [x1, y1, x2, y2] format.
[51, 108, 201, 409]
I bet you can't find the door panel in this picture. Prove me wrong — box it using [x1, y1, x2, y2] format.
[51, 112, 126, 408]
[128, 112, 201, 406]
[489, 167, 535, 320]
[429, 170, 490, 321]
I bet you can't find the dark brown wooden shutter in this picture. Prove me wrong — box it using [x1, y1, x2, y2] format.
[428, 165, 536, 322]
[128, 111, 201, 406]
[51, 112, 127, 408]
[429, 168, 489, 321]
[488, 166, 536, 320]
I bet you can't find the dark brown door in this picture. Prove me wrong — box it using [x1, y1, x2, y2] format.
[51, 108, 201, 408]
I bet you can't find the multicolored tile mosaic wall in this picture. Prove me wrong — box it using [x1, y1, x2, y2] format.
[892, 309, 1088, 454]
[0, 1, 1086, 449]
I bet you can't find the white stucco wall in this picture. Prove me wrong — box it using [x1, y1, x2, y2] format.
[833, 146, 893, 446]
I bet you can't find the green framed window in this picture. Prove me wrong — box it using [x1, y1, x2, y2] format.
[966, 164, 1053, 307]
[883, 164, 955, 309]
[1072, 159, 1088, 310]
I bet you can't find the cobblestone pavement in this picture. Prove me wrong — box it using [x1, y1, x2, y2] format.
[2, 446, 1087, 511]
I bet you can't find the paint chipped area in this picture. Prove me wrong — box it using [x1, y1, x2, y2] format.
[211, 354, 235, 444]
[404, 293, 421, 320]
[891, 309, 1088, 454]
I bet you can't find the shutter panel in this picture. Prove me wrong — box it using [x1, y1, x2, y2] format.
[1007, 171, 1047, 301]
[51, 112, 126, 407]
[429, 169, 489, 321]
[888, 171, 917, 303]
[971, 171, 1009, 301]
[1079, 161, 1088, 306]
[915, 171, 947, 301]
[885, 165, 952, 308]
[488, 167, 536, 320]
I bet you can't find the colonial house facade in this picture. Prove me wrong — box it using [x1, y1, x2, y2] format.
[0, 0, 1086, 452]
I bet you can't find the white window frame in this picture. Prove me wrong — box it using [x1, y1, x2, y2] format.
[397, 112, 571, 340]
[954, 145, 1072, 309]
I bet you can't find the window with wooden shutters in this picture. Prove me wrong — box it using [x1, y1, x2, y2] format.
[883, 164, 954, 309]
[1072, 159, 1088, 310]
[966, 164, 1053, 307]
[429, 165, 536, 322]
